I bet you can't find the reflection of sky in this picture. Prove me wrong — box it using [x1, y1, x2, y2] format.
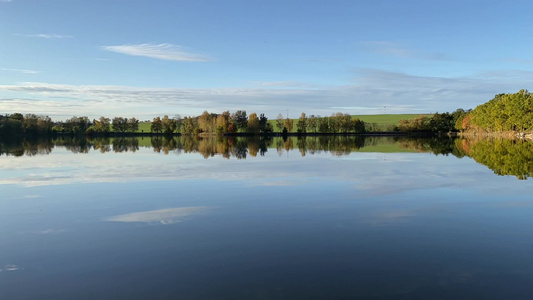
[2, 143, 533, 299]
[0, 146, 529, 197]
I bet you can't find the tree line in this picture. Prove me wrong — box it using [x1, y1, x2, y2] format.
[1, 110, 367, 137]
[3, 89, 531, 137]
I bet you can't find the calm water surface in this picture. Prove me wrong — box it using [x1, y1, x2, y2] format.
[1, 136, 532, 299]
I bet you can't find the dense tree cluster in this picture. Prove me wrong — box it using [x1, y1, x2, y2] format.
[398, 110, 468, 132]
[0, 113, 53, 137]
[465, 90, 533, 132]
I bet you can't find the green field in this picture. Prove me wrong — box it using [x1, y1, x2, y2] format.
[350, 114, 427, 125]
[137, 122, 151, 133]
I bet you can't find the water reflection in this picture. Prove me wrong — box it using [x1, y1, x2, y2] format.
[1, 135, 533, 179]
[106, 206, 210, 224]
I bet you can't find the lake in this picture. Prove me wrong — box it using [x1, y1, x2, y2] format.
[1, 136, 532, 299]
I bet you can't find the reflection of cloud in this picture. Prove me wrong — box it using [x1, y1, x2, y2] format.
[1, 265, 21, 272]
[36, 229, 67, 235]
[106, 207, 210, 224]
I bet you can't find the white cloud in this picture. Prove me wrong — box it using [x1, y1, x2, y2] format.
[0, 69, 531, 119]
[1, 0, 13, 2]
[102, 43, 209, 62]
[1, 68, 39, 74]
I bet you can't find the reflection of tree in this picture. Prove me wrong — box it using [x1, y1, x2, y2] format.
[459, 138, 533, 180]
[112, 138, 139, 153]
[56, 137, 91, 153]
[0, 138, 53, 157]
[398, 137, 533, 180]
[231, 138, 248, 159]
[9, 136, 532, 180]
[397, 137, 456, 156]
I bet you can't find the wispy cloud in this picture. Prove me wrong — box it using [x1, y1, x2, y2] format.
[1, 0, 13, 3]
[361, 41, 413, 58]
[360, 41, 452, 61]
[256, 81, 317, 88]
[1, 69, 532, 119]
[1, 68, 39, 74]
[102, 43, 209, 62]
[18, 33, 73, 39]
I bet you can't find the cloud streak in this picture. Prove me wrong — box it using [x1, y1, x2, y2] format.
[360, 41, 452, 61]
[1, 68, 39, 74]
[102, 43, 209, 62]
[18, 33, 73, 39]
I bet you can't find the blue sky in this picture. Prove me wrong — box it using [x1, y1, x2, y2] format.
[1, 0, 533, 120]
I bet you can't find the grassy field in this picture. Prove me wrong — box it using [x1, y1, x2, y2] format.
[350, 114, 426, 125]
[137, 122, 151, 133]
[138, 114, 427, 133]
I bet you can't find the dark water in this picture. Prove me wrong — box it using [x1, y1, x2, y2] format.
[1, 136, 532, 299]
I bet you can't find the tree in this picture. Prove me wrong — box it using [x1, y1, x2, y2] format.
[94, 117, 110, 134]
[216, 111, 230, 134]
[259, 113, 269, 133]
[65, 116, 91, 134]
[151, 116, 163, 133]
[127, 117, 139, 133]
[276, 113, 284, 133]
[181, 117, 198, 134]
[198, 111, 215, 133]
[112, 117, 128, 133]
[232, 110, 247, 132]
[162, 115, 177, 134]
[247, 113, 260, 134]
[318, 117, 329, 133]
[284, 117, 294, 132]
[308, 115, 317, 133]
[297, 112, 307, 134]
[352, 118, 365, 133]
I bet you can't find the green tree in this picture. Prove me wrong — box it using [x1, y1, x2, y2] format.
[352, 118, 365, 133]
[112, 117, 128, 133]
[296, 112, 307, 134]
[127, 117, 139, 133]
[232, 110, 247, 132]
[307, 115, 317, 133]
[276, 113, 284, 133]
[151, 116, 163, 134]
[161, 115, 177, 134]
[259, 113, 270, 133]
